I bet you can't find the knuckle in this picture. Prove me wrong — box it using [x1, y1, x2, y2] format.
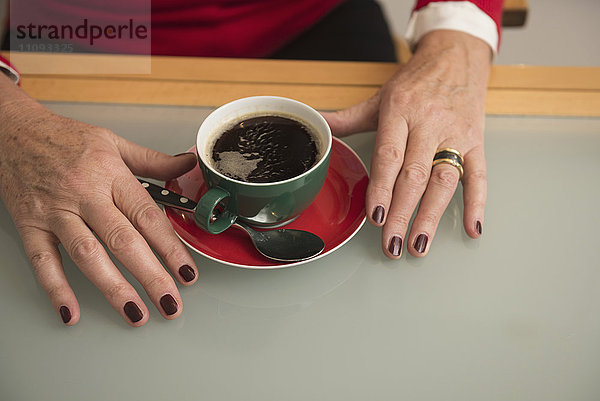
[430, 168, 459, 189]
[367, 182, 393, 200]
[144, 273, 172, 292]
[139, 147, 161, 166]
[60, 172, 89, 192]
[426, 103, 448, 118]
[416, 213, 439, 228]
[29, 250, 57, 277]
[374, 142, 405, 164]
[69, 236, 101, 263]
[162, 243, 187, 264]
[14, 191, 45, 214]
[105, 283, 132, 302]
[385, 214, 411, 230]
[402, 162, 430, 188]
[94, 127, 115, 138]
[464, 170, 487, 185]
[386, 89, 410, 106]
[132, 204, 164, 232]
[106, 225, 138, 252]
[87, 149, 120, 173]
[463, 118, 477, 135]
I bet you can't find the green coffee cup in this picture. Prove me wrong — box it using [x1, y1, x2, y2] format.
[195, 96, 332, 234]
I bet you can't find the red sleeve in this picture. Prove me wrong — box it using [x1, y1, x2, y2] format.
[0, 54, 21, 84]
[0, 54, 13, 68]
[414, 0, 503, 40]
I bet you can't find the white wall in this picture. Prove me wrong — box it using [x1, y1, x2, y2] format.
[2, 0, 599, 66]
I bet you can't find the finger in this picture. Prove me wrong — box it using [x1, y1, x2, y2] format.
[406, 162, 461, 257]
[462, 145, 487, 238]
[115, 136, 197, 181]
[112, 175, 198, 286]
[365, 97, 410, 228]
[52, 213, 150, 327]
[81, 198, 183, 320]
[320, 92, 380, 137]
[19, 227, 80, 325]
[382, 133, 436, 259]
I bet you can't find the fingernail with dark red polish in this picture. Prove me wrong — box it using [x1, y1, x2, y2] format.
[160, 294, 178, 316]
[59, 305, 71, 324]
[124, 301, 143, 323]
[372, 205, 385, 224]
[414, 234, 428, 254]
[179, 265, 196, 282]
[388, 236, 402, 257]
[476, 220, 483, 235]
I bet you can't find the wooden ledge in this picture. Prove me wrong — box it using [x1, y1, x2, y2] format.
[2, 52, 599, 117]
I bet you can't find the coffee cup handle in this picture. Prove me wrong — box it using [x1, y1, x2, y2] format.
[194, 188, 237, 234]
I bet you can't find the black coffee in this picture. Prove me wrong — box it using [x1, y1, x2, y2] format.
[210, 114, 319, 183]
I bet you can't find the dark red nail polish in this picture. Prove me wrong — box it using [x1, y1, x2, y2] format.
[388, 236, 402, 256]
[414, 234, 428, 254]
[179, 265, 196, 282]
[124, 301, 143, 323]
[59, 305, 71, 324]
[160, 294, 178, 316]
[372, 205, 385, 224]
[476, 220, 483, 235]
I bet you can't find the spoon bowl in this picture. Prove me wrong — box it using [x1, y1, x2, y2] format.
[233, 221, 324, 262]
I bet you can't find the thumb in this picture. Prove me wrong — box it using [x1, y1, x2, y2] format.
[320, 92, 381, 137]
[116, 137, 197, 181]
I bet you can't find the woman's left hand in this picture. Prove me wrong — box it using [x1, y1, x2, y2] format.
[322, 30, 491, 258]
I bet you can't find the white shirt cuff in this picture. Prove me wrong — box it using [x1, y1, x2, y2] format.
[0, 60, 21, 84]
[405, 1, 499, 58]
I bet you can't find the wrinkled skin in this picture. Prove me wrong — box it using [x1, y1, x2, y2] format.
[0, 87, 199, 326]
[323, 30, 490, 258]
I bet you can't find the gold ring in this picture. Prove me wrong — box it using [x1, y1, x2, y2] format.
[433, 148, 464, 179]
[435, 147, 464, 163]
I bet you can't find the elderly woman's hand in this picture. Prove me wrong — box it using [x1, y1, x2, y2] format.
[323, 30, 491, 258]
[0, 79, 199, 326]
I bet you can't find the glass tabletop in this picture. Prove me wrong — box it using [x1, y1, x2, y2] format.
[1, 102, 599, 401]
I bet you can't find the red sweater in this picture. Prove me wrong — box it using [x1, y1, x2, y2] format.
[4, 0, 502, 58]
[2, 0, 503, 82]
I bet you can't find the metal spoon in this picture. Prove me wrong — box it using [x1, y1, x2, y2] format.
[138, 178, 325, 262]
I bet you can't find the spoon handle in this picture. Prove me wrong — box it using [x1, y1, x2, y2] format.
[137, 178, 197, 213]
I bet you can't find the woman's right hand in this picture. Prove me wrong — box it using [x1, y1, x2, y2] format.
[0, 78, 199, 326]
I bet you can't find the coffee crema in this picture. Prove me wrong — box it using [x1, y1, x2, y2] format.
[210, 114, 319, 183]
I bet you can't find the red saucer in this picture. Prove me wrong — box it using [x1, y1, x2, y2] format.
[164, 137, 368, 268]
